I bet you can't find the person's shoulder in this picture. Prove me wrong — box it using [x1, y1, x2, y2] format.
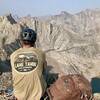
[36, 48, 44, 53]
[34, 48, 45, 57]
[31, 47, 44, 54]
[10, 48, 22, 59]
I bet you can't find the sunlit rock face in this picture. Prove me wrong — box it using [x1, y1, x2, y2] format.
[18, 9, 100, 80]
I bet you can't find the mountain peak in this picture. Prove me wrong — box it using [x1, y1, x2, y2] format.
[6, 14, 16, 24]
[60, 11, 71, 15]
[76, 8, 100, 15]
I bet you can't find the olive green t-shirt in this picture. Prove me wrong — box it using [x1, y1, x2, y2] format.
[10, 47, 47, 100]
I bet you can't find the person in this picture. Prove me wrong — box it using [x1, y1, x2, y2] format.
[10, 28, 47, 100]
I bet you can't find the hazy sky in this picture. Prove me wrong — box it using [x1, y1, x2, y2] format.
[0, 0, 100, 16]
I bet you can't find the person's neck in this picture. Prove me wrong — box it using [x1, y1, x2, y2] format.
[22, 44, 32, 48]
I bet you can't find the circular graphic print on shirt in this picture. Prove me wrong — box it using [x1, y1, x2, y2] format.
[14, 53, 38, 72]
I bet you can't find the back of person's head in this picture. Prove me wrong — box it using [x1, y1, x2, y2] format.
[20, 28, 37, 45]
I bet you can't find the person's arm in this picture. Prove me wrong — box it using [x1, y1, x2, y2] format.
[43, 55, 47, 73]
[42, 53, 47, 80]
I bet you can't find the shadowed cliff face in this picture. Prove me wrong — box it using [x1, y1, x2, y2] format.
[0, 9, 100, 80]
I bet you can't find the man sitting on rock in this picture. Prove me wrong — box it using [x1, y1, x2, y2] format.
[10, 28, 47, 100]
